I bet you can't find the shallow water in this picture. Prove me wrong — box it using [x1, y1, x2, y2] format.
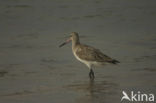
[0, 0, 156, 103]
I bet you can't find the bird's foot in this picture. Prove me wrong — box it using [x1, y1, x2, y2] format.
[89, 69, 95, 80]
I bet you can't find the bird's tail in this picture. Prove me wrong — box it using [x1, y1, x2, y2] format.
[110, 59, 120, 64]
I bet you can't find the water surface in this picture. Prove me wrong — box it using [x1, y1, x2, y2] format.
[0, 0, 156, 103]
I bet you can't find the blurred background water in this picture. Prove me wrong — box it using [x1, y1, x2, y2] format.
[0, 0, 156, 103]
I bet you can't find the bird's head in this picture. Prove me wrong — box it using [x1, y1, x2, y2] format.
[59, 32, 79, 47]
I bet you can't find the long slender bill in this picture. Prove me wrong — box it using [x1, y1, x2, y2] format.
[59, 38, 71, 48]
[59, 42, 66, 47]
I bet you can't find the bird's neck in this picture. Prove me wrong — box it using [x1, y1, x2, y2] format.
[72, 39, 80, 50]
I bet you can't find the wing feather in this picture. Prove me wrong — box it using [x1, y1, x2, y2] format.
[75, 44, 117, 63]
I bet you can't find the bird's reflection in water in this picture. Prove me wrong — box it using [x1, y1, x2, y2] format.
[88, 79, 95, 97]
[66, 79, 118, 103]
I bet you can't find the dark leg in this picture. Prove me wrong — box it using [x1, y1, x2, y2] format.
[89, 69, 95, 79]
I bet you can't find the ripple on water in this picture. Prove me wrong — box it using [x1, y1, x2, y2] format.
[0, 70, 8, 77]
[65, 80, 118, 96]
[134, 55, 156, 62]
[132, 67, 156, 72]
[64, 80, 119, 103]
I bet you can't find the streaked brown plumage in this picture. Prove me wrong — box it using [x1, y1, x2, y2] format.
[75, 44, 118, 64]
[59, 32, 119, 79]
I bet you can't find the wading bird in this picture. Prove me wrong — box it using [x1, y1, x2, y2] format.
[59, 32, 119, 80]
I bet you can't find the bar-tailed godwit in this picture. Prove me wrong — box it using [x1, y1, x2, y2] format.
[59, 32, 119, 79]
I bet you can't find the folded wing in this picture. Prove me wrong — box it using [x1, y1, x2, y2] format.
[76, 44, 119, 64]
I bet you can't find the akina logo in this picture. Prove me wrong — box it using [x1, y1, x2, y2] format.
[121, 91, 154, 102]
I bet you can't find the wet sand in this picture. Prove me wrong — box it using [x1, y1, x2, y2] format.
[0, 0, 156, 103]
